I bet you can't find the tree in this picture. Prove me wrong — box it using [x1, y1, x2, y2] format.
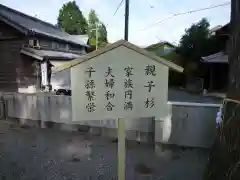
[178, 18, 222, 63]
[204, 1, 240, 179]
[228, 0, 240, 100]
[177, 18, 223, 75]
[98, 23, 108, 45]
[88, 9, 108, 48]
[57, 1, 88, 34]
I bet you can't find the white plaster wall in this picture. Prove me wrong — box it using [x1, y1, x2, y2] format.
[71, 45, 169, 122]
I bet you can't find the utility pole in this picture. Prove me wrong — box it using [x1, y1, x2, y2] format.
[118, 3, 129, 180]
[95, 24, 99, 50]
[91, 23, 99, 50]
[124, 0, 129, 41]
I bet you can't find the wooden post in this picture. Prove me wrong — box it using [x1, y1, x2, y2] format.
[209, 65, 213, 91]
[118, 118, 126, 180]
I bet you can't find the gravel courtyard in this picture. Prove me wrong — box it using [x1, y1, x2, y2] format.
[0, 122, 210, 180]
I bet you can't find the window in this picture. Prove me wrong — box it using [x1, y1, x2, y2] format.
[33, 40, 39, 47]
[69, 44, 85, 53]
[52, 42, 59, 49]
[58, 43, 66, 50]
[38, 40, 51, 48]
[66, 44, 70, 51]
[29, 39, 40, 48]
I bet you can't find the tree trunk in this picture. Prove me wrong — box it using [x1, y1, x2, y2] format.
[204, 1, 240, 179]
[228, 0, 240, 100]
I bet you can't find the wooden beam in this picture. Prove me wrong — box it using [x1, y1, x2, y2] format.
[0, 37, 20, 40]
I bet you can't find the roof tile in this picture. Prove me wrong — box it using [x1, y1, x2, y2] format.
[0, 4, 88, 47]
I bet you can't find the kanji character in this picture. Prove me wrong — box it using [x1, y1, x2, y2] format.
[124, 101, 133, 111]
[124, 90, 132, 100]
[105, 91, 115, 100]
[105, 102, 115, 111]
[105, 79, 115, 89]
[85, 91, 96, 101]
[85, 66, 96, 78]
[124, 79, 133, 89]
[85, 80, 96, 89]
[105, 66, 115, 77]
[124, 66, 134, 77]
[144, 81, 155, 92]
[144, 98, 155, 108]
[145, 65, 156, 76]
[86, 103, 96, 112]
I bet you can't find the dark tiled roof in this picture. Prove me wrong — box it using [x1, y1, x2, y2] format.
[21, 47, 83, 61]
[201, 52, 228, 63]
[146, 41, 176, 50]
[0, 4, 89, 47]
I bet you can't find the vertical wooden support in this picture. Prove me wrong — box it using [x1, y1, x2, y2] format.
[118, 118, 125, 180]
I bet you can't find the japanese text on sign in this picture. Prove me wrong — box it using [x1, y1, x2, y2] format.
[85, 66, 96, 112]
[144, 65, 156, 108]
[124, 66, 134, 111]
[104, 66, 116, 111]
[83, 64, 158, 113]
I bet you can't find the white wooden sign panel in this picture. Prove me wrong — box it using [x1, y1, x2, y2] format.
[71, 46, 168, 121]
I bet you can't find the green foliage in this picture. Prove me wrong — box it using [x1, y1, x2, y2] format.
[98, 23, 108, 43]
[88, 9, 108, 47]
[57, 2, 108, 49]
[145, 43, 184, 86]
[57, 1, 88, 34]
[160, 51, 181, 63]
[160, 52, 184, 86]
[177, 18, 222, 64]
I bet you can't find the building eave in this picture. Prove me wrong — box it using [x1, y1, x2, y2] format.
[29, 29, 90, 48]
[20, 47, 82, 61]
[201, 52, 228, 63]
[0, 14, 28, 35]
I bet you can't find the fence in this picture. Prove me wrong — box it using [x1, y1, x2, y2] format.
[5, 93, 72, 123]
[1, 93, 222, 148]
[2, 93, 154, 133]
[0, 97, 5, 120]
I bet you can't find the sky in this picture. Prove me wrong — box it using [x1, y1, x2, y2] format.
[0, 0, 231, 47]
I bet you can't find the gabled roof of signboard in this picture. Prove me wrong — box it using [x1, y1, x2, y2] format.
[55, 40, 184, 73]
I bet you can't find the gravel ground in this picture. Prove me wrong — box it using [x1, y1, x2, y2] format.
[0, 123, 210, 180]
